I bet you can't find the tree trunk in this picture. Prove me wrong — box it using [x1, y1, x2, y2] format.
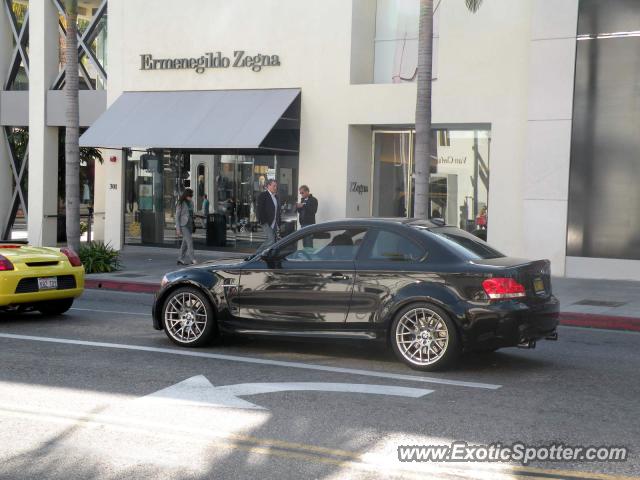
[413, 0, 433, 220]
[64, 0, 80, 252]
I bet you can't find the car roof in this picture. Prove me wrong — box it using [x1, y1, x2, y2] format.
[309, 218, 446, 229]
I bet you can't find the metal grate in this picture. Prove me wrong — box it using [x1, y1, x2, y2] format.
[573, 299, 627, 308]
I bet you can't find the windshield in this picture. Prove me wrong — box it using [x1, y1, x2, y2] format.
[417, 226, 505, 260]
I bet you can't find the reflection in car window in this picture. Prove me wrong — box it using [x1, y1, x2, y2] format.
[427, 226, 504, 259]
[282, 229, 367, 261]
[366, 230, 425, 261]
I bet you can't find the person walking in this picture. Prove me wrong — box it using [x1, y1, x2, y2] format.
[176, 188, 196, 265]
[296, 185, 318, 228]
[256, 179, 280, 252]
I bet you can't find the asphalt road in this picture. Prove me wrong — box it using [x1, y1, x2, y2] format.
[0, 290, 638, 480]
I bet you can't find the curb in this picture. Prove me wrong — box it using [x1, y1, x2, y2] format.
[84, 279, 159, 294]
[84, 280, 640, 332]
[559, 312, 640, 332]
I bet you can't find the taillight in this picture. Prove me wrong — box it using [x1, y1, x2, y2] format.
[60, 247, 82, 267]
[0, 254, 14, 271]
[482, 277, 526, 300]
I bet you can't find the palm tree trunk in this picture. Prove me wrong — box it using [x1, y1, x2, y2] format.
[64, 0, 80, 252]
[413, 0, 434, 220]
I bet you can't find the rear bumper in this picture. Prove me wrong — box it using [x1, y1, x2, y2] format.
[460, 295, 560, 350]
[0, 268, 85, 307]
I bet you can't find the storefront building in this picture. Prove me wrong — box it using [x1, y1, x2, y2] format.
[2, 0, 640, 280]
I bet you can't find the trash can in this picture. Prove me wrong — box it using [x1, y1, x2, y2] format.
[280, 219, 297, 238]
[207, 213, 227, 247]
[140, 210, 164, 244]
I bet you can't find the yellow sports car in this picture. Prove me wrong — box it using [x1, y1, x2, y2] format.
[0, 242, 84, 315]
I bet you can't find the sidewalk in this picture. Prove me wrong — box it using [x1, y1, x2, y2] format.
[84, 245, 246, 293]
[85, 246, 640, 331]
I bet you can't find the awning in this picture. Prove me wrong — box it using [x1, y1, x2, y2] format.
[79, 88, 300, 150]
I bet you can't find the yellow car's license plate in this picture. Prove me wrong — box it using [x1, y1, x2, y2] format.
[38, 277, 58, 290]
[533, 277, 545, 294]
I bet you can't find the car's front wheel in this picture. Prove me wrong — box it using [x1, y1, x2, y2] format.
[162, 286, 217, 347]
[37, 298, 74, 316]
[390, 303, 460, 371]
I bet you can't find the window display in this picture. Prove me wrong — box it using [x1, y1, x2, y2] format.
[124, 150, 298, 251]
[371, 129, 490, 235]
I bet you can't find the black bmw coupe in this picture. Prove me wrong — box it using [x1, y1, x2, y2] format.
[152, 218, 559, 371]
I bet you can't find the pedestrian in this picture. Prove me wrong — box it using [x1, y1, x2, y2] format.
[176, 187, 196, 265]
[202, 194, 210, 226]
[296, 185, 318, 228]
[256, 179, 280, 252]
[296, 185, 318, 248]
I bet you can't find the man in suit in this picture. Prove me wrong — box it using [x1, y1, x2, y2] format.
[256, 179, 280, 252]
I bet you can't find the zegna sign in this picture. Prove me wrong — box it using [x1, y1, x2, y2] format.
[140, 51, 281, 74]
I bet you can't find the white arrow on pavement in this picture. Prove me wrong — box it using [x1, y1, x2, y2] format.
[141, 375, 434, 410]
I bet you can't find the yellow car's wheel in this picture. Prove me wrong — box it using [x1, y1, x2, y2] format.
[37, 298, 74, 316]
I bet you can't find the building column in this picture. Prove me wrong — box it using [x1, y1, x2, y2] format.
[0, 5, 12, 239]
[27, 0, 59, 246]
[522, 0, 579, 276]
[103, 150, 124, 250]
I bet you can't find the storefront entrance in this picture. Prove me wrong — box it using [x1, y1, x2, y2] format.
[124, 150, 299, 251]
[371, 128, 490, 235]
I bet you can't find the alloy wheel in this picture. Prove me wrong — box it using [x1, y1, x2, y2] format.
[164, 291, 208, 343]
[395, 307, 449, 366]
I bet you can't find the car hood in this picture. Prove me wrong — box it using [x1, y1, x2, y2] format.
[200, 257, 247, 268]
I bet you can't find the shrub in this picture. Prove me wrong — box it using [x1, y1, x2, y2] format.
[79, 242, 121, 273]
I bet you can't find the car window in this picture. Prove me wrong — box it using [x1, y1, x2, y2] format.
[280, 229, 367, 262]
[427, 227, 504, 259]
[364, 230, 426, 262]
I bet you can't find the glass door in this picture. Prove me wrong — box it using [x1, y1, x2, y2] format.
[371, 130, 413, 218]
[371, 128, 491, 235]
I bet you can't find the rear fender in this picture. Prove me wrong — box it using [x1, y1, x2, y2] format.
[381, 283, 467, 344]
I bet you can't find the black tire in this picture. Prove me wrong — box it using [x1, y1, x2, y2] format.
[389, 303, 461, 371]
[161, 286, 217, 347]
[37, 298, 74, 316]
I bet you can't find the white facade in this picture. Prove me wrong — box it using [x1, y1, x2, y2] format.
[6, 0, 640, 280]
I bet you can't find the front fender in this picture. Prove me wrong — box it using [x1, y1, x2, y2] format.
[152, 271, 222, 330]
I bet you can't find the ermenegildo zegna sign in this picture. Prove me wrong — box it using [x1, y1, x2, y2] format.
[139, 51, 281, 74]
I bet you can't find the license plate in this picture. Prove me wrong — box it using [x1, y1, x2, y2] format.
[38, 277, 58, 290]
[533, 277, 545, 294]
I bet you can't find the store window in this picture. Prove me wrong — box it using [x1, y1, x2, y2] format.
[371, 129, 490, 236]
[373, 0, 439, 84]
[56, 0, 108, 90]
[124, 150, 298, 251]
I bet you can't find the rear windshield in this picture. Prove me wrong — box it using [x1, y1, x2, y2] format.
[418, 226, 505, 260]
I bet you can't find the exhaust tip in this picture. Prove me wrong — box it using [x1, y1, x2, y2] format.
[517, 339, 536, 349]
[545, 332, 558, 341]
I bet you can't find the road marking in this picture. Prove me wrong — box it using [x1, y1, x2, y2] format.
[143, 375, 434, 410]
[0, 404, 633, 480]
[0, 333, 501, 389]
[71, 307, 152, 316]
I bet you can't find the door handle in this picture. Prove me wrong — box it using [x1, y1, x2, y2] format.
[330, 272, 350, 281]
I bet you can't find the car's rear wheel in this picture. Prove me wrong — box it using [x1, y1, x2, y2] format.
[37, 298, 74, 316]
[390, 303, 460, 371]
[162, 286, 217, 347]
